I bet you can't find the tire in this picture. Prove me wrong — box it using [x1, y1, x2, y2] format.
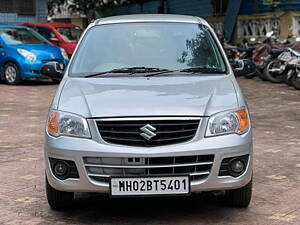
[51, 78, 61, 84]
[244, 72, 256, 79]
[225, 179, 252, 208]
[282, 69, 294, 86]
[3, 62, 22, 85]
[291, 74, 300, 90]
[256, 68, 268, 81]
[46, 175, 74, 210]
[264, 60, 283, 83]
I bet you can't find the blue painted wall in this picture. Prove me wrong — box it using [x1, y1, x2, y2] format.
[110, 0, 300, 18]
[116, 1, 161, 15]
[167, 0, 212, 17]
[106, 0, 212, 18]
[0, 0, 47, 24]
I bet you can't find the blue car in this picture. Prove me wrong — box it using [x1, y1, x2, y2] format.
[0, 25, 69, 84]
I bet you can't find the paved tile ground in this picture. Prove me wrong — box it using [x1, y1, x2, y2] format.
[0, 78, 299, 225]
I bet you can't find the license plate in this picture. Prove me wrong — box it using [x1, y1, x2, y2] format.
[110, 176, 190, 197]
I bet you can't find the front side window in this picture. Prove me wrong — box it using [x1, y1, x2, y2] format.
[0, 28, 48, 45]
[70, 23, 227, 76]
[56, 27, 83, 42]
[34, 26, 57, 41]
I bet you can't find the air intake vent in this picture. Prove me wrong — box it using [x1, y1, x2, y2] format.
[84, 155, 214, 184]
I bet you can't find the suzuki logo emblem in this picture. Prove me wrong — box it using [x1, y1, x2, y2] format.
[140, 124, 157, 140]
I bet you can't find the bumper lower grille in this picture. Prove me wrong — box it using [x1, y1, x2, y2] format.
[84, 155, 214, 184]
[41, 59, 64, 64]
[96, 118, 200, 147]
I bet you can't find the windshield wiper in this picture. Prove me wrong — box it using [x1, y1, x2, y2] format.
[144, 69, 176, 77]
[84, 67, 171, 78]
[84, 68, 135, 78]
[180, 67, 226, 74]
[145, 67, 226, 77]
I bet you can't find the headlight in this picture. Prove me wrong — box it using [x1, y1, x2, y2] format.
[206, 108, 250, 137]
[17, 49, 36, 62]
[47, 110, 91, 138]
[60, 48, 69, 60]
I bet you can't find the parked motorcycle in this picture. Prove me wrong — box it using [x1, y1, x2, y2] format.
[223, 42, 241, 66]
[252, 31, 294, 81]
[263, 49, 291, 83]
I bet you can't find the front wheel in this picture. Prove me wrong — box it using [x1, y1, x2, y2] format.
[291, 73, 300, 90]
[256, 68, 268, 81]
[225, 179, 252, 208]
[264, 60, 284, 83]
[46, 175, 74, 210]
[244, 72, 256, 79]
[4, 62, 22, 85]
[282, 69, 294, 86]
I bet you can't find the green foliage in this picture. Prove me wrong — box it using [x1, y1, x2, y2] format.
[262, 0, 281, 8]
[47, 0, 126, 18]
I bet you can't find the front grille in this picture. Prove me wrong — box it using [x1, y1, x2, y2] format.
[83, 155, 214, 184]
[96, 118, 200, 147]
[42, 59, 64, 64]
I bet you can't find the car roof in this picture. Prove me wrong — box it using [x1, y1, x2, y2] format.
[94, 14, 208, 26]
[23, 23, 79, 28]
[0, 24, 28, 29]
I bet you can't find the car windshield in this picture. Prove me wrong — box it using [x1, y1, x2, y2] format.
[70, 23, 227, 77]
[56, 26, 83, 42]
[0, 27, 48, 45]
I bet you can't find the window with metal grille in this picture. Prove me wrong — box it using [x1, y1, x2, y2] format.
[0, 0, 35, 15]
[0, 0, 17, 13]
[17, 0, 36, 15]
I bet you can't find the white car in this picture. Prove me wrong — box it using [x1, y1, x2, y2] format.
[42, 14, 255, 209]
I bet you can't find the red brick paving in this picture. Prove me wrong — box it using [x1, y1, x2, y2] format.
[0, 78, 299, 225]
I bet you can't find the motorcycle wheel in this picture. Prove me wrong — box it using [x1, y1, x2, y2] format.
[282, 69, 294, 86]
[291, 73, 300, 90]
[244, 71, 257, 79]
[264, 60, 283, 83]
[257, 68, 268, 81]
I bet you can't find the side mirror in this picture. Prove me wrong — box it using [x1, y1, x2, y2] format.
[40, 62, 65, 78]
[233, 59, 256, 77]
[50, 37, 60, 44]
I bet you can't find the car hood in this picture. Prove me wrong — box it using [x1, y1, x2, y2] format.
[58, 75, 238, 118]
[15, 44, 63, 60]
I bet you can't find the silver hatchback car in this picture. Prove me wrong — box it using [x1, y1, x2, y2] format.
[42, 14, 256, 209]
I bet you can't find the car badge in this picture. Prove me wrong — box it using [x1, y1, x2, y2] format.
[140, 124, 157, 140]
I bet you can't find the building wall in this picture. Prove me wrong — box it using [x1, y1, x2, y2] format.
[116, 1, 161, 15]
[166, 0, 212, 17]
[105, 0, 212, 17]
[0, 0, 47, 24]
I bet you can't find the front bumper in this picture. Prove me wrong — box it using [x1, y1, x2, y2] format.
[45, 120, 253, 194]
[20, 59, 68, 79]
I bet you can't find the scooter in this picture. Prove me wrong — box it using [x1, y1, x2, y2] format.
[264, 37, 300, 83]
